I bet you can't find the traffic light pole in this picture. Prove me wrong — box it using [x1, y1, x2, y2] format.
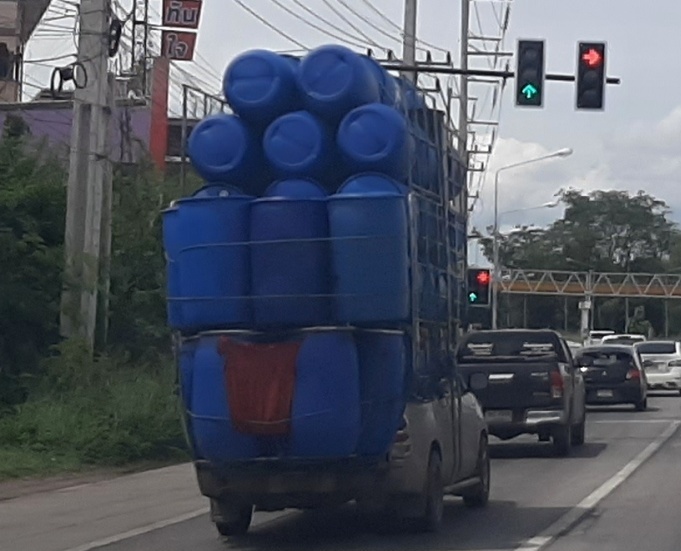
[381, 63, 621, 85]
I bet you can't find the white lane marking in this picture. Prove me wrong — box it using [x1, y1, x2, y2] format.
[59, 507, 209, 551]
[593, 419, 680, 424]
[515, 420, 680, 551]
[58, 507, 291, 551]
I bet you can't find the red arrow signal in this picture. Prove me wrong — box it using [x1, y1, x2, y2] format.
[582, 48, 603, 68]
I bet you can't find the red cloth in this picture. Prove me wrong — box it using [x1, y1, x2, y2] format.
[217, 336, 300, 436]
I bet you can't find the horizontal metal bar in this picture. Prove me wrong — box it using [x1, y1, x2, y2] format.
[381, 63, 621, 85]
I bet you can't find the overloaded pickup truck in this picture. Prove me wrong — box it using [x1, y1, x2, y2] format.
[456, 329, 587, 456]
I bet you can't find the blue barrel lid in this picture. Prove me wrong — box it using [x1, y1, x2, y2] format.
[174, 194, 254, 209]
[223, 49, 300, 124]
[263, 110, 331, 175]
[337, 173, 408, 196]
[265, 178, 328, 198]
[298, 44, 380, 119]
[338, 103, 409, 158]
[187, 114, 251, 181]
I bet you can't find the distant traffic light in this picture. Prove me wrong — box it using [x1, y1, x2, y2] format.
[468, 268, 492, 307]
[515, 39, 545, 108]
[576, 42, 606, 110]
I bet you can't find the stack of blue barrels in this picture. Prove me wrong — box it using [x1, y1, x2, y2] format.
[162, 44, 447, 464]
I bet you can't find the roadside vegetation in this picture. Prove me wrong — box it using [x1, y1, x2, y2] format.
[0, 117, 192, 481]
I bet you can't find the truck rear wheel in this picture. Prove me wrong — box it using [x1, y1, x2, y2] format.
[414, 449, 444, 532]
[211, 498, 253, 537]
[552, 424, 571, 457]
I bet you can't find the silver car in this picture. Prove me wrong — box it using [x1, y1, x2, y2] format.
[635, 340, 681, 395]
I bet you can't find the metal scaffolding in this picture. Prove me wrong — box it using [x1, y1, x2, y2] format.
[499, 269, 681, 299]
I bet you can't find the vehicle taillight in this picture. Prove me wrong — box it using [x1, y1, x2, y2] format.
[626, 369, 641, 381]
[550, 370, 564, 399]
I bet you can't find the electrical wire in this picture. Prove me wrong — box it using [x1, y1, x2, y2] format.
[231, 0, 307, 50]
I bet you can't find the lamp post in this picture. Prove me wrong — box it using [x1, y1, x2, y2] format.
[491, 148, 573, 329]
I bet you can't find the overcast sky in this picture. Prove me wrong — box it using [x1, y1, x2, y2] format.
[25, 0, 681, 250]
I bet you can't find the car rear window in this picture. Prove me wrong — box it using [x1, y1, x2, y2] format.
[637, 342, 677, 354]
[602, 336, 645, 345]
[458, 332, 561, 362]
[578, 351, 634, 368]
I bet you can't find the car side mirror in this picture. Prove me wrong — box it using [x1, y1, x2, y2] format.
[469, 372, 488, 391]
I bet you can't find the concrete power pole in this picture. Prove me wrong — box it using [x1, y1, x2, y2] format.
[60, 0, 114, 352]
[402, 0, 417, 83]
[458, 0, 470, 160]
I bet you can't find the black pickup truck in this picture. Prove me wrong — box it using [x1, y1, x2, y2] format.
[456, 329, 587, 456]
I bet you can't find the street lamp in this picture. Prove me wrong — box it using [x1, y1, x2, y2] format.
[491, 148, 573, 329]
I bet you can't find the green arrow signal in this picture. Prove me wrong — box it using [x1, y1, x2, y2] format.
[521, 84, 538, 99]
[469, 292, 479, 303]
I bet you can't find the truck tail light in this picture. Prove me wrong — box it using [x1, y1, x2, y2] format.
[550, 370, 564, 399]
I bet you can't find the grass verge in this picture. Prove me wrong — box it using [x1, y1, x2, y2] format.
[0, 340, 189, 482]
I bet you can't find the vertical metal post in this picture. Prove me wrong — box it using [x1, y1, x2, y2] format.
[491, 171, 500, 329]
[181, 85, 189, 195]
[665, 300, 669, 337]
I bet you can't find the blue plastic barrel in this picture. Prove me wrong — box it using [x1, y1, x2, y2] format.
[173, 196, 252, 331]
[337, 103, 413, 182]
[339, 173, 408, 195]
[355, 331, 407, 456]
[223, 49, 301, 128]
[328, 184, 410, 324]
[161, 206, 182, 328]
[250, 180, 331, 327]
[361, 56, 399, 106]
[263, 110, 341, 183]
[290, 332, 361, 457]
[395, 77, 426, 111]
[298, 45, 381, 123]
[187, 113, 268, 189]
[190, 334, 260, 462]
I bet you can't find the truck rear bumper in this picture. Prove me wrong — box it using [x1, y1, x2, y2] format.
[486, 408, 568, 439]
[194, 457, 389, 510]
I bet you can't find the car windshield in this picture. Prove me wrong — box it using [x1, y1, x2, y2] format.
[637, 342, 677, 355]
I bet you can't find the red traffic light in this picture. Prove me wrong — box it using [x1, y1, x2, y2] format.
[581, 48, 603, 68]
[476, 270, 491, 285]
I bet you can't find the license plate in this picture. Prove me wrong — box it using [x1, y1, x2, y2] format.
[597, 389, 614, 398]
[485, 410, 513, 423]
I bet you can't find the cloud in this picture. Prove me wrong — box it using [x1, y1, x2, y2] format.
[471, 105, 681, 235]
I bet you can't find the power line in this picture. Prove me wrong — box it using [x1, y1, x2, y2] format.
[231, 0, 307, 50]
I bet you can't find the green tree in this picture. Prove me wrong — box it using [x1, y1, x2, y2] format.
[480, 189, 678, 333]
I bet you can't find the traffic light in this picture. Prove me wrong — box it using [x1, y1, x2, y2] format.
[576, 42, 606, 110]
[467, 268, 492, 307]
[515, 39, 545, 108]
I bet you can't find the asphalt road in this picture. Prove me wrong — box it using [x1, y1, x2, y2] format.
[3, 394, 680, 551]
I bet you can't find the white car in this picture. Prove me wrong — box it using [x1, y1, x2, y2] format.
[635, 341, 681, 395]
[585, 330, 615, 347]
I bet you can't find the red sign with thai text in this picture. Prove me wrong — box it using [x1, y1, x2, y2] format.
[161, 30, 197, 61]
[162, 0, 203, 29]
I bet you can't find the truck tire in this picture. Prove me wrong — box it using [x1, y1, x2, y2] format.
[552, 424, 572, 457]
[414, 449, 444, 532]
[463, 435, 490, 508]
[571, 411, 586, 447]
[211, 499, 253, 537]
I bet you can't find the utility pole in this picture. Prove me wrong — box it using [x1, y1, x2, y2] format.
[402, 0, 417, 83]
[458, 0, 470, 159]
[61, 0, 114, 352]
